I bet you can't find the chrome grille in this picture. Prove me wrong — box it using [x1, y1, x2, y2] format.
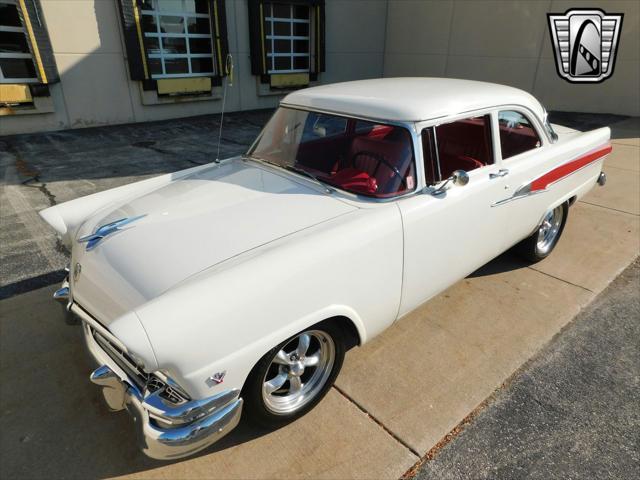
[92, 329, 148, 391]
[78, 302, 189, 405]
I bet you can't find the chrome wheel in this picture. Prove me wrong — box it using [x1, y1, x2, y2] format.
[536, 205, 564, 255]
[262, 330, 335, 415]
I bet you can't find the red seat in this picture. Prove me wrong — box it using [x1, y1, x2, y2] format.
[435, 117, 492, 178]
[439, 154, 484, 179]
[329, 168, 378, 194]
[344, 136, 412, 194]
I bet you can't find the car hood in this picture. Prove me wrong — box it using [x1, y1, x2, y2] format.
[71, 159, 356, 323]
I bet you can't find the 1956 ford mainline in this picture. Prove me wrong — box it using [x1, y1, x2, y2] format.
[40, 78, 611, 459]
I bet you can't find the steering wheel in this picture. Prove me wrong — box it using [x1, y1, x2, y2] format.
[348, 150, 407, 189]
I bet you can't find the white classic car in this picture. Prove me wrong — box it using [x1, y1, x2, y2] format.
[40, 78, 610, 460]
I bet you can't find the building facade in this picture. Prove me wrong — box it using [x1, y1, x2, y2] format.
[1, 0, 638, 136]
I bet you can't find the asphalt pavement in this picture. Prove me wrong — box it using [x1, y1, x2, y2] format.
[412, 258, 640, 480]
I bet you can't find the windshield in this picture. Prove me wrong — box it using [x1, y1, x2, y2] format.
[248, 107, 416, 198]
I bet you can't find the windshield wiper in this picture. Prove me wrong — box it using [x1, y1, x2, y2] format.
[283, 165, 334, 194]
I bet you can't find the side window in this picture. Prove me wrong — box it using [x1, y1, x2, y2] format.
[434, 115, 493, 179]
[498, 111, 541, 159]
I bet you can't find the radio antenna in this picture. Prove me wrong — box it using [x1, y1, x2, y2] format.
[215, 54, 234, 163]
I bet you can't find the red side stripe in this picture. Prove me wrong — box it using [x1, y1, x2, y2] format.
[530, 144, 612, 192]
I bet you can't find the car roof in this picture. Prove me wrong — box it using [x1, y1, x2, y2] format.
[281, 77, 546, 123]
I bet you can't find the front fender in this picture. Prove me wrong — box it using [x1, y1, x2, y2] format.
[135, 205, 403, 399]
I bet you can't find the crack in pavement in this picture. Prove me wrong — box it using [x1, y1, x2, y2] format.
[332, 384, 421, 459]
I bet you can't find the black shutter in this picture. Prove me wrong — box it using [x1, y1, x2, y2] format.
[18, 0, 59, 84]
[248, 0, 267, 76]
[315, 0, 325, 73]
[211, 0, 230, 78]
[249, 0, 325, 83]
[116, 0, 148, 81]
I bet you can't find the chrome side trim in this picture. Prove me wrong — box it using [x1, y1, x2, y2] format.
[491, 147, 609, 207]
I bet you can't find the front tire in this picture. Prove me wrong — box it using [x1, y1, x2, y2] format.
[515, 202, 568, 262]
[242, 321, 346, 428]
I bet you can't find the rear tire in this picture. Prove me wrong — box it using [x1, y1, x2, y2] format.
[242, 320, 346, 429]
[515, 202, 568, 263]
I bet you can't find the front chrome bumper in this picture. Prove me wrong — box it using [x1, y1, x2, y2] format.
[88, 363, 243, 460]
[65, 295, 243, 460]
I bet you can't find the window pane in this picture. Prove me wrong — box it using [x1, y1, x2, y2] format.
[145, 36, 160, 54]
[0, 31, 30, 53]
[161, 36, 186, 54]
[293, 22, 309, 36]
[293, 56, 308, 70]
[264, 20, 271, 36]
[272, 4, 290, 18]
[302, 113, 347, 141]
[498, 111, 541, 159]
[293, 5, 310, 19]
[293, 40, 308, 54]
[189, 37, 211, 54]
[186, 17, 210, 34]
[148, 58, 162, 75]
[274, 39, 289, 53]
[0, 3, 21, 27]
[0, 57, 36, 79]
[141, 14, 157, 33]
[250, 108, 416, 198]
[164, 57, 188, 74]
[274, 56, 290, 70]
[140, 0, 155, 11]
[156, 0, 191, 12]
[191, 57, 213, 73]
[435, 115, 493, 178]
[160, 16, 184, 34]
[273, 22, 290, 36]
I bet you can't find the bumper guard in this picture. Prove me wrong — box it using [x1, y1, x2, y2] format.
[74, 302, 242, 460]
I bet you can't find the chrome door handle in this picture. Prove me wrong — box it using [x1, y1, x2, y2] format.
[490, 169, 509, 179]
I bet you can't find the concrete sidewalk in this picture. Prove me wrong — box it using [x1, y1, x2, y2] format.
[0, 113, 638, 479]
[413, 258, 639, 480]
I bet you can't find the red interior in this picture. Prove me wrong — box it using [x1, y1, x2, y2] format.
[435, 116, 493, 178]
[499, 125, 540, 159]
[295, 120, 415, 198]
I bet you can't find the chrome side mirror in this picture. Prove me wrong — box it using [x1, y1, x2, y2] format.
[451, 169, 469, 186]
[429, 169, 469, 196]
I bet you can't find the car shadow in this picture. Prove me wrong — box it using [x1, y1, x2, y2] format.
[467, 250, 531, 278]
[0, 285, 279, 479]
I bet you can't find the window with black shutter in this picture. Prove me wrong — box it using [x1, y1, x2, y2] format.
[248, 0, 325, 89]
[117, 0, 229, 95]
[0, 0, 58, 105]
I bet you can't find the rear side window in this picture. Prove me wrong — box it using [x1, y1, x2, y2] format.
[498, 111, 541, 159]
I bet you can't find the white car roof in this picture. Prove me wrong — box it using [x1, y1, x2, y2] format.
[281, 77, 546, 123]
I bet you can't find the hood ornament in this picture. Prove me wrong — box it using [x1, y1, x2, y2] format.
[79, 215, 146, 251]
